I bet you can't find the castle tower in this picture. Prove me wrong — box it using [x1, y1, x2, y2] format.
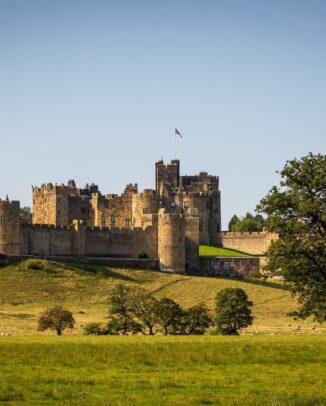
[155, 159, 180, 193]
[0, 198, 21, 255]
[32, 183, 70, 226]
[132, 189, 159, 228]
[158, 208, 185, 274]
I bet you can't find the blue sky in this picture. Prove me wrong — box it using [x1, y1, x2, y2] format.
[0, 0, 325, 228]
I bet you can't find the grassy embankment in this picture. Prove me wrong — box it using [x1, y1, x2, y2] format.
[0, 259, 325, 335]
[0, 335, 325, 405]
[199, 245, 252, 257]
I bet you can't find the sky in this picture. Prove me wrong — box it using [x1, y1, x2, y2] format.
[0, 0, 325, 229]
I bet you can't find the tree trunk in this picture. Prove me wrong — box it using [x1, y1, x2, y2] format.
[56, 328, 62, 336]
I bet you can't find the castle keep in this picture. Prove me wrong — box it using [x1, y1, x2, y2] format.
[0, 160, 221, 274]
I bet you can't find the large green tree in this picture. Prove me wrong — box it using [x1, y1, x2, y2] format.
[155, 297, 184, 335]
[107, 284, 142, 335]
[215, 288, 253, 335]
[257, 153, 326, 322]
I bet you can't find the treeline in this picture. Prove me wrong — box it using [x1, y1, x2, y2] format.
[228, 212, 264, 232]
[84, 285, 253, 336]
[37, 286, 254, 336]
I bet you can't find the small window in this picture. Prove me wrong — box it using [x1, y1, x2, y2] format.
[199, 220, 203, 232]
[0, 216, 5, 225]
[143, 208, 149, 214]
[101, 214, 106, 227]
[125, 218, 131, 228]
[111, 216, 117, 228]
[171, 202, 176, 207]
[57, 210, 61, 216]
[184, 201, 190, 209]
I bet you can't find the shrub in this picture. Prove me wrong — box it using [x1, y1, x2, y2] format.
[83, 322, 107, 336]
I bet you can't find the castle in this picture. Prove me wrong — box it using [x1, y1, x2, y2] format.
[0, 160, 222, 273]
[0, 159, 276, 274]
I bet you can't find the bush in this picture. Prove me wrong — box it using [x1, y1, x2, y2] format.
[138, 251, 149, 259]
[83, 322, 107, 336]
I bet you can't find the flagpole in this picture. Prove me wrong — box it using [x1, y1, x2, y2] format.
[174, 131, 177, 159]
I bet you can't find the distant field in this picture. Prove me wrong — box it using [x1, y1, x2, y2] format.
[199, 245, 251, 257]
[0, 259, 325, 336]
[0, 335, 325, 405]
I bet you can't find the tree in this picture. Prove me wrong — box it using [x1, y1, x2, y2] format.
[181, 304, 214, 335]
[130, 289, 159, 335]
[37, 306, 75, 336]
[228, 215, 239, 231]
[20, 206, 32, 218]
[257, 153, 326, 322]
[108, 284, 141, 335]
[228, 212, 263, 232]
[215, 288, 253, 335]
[155, 297, 184, 335]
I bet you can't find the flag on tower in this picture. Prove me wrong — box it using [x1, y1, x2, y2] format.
[175, 128, 182, 138]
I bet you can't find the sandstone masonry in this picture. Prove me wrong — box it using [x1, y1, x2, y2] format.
[0, 160, 275, 274]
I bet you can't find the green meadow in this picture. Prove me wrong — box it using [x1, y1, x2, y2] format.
[0, 260, 325, 404]
[0, 259, 325, 335]
[0, 335, 325, 405]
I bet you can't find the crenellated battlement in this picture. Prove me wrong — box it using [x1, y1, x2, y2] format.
[0, 199, 20, 208]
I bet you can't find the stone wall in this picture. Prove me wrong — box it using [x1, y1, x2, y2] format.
[197, 256, 260, 277]
[219, 231, 278, 255]
[19, 221, 158, 260]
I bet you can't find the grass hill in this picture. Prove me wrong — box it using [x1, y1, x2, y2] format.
[199, 245, 252, 256]
[0, 259, 324, 335]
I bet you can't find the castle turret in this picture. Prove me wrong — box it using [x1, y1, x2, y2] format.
[155, 159, 180, 193]
[0, 199, 21, 255]
[158, 208, 185, 274]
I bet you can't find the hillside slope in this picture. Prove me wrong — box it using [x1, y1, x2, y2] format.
[0, 259, 324, 335]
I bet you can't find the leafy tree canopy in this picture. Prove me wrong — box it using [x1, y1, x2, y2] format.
[228, 212, 264, 232]
[37, 306, 75, 336]
[257, 153, 326, 322]
[215, 288, 253, 335]
[181, 304, 214, 335]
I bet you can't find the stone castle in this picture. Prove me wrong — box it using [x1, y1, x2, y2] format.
[0, 159, 275, 274]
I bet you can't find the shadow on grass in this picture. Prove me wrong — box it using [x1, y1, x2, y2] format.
[151, 277, 191, 295]
[68, 264, 136, 282]
[188, 273, 288, 291]
[240, 278, 289, 291]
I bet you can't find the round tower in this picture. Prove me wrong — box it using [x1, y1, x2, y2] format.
[0, 199, 21, 255]
[158, 208, 185, 274]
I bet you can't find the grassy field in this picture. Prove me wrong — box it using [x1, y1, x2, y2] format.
[0, 335, 325, 405]
[0, 259, 325, 336]
[199, 245, 252, 257]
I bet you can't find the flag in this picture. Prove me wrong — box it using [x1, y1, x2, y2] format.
[175, 128, 182, 138]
